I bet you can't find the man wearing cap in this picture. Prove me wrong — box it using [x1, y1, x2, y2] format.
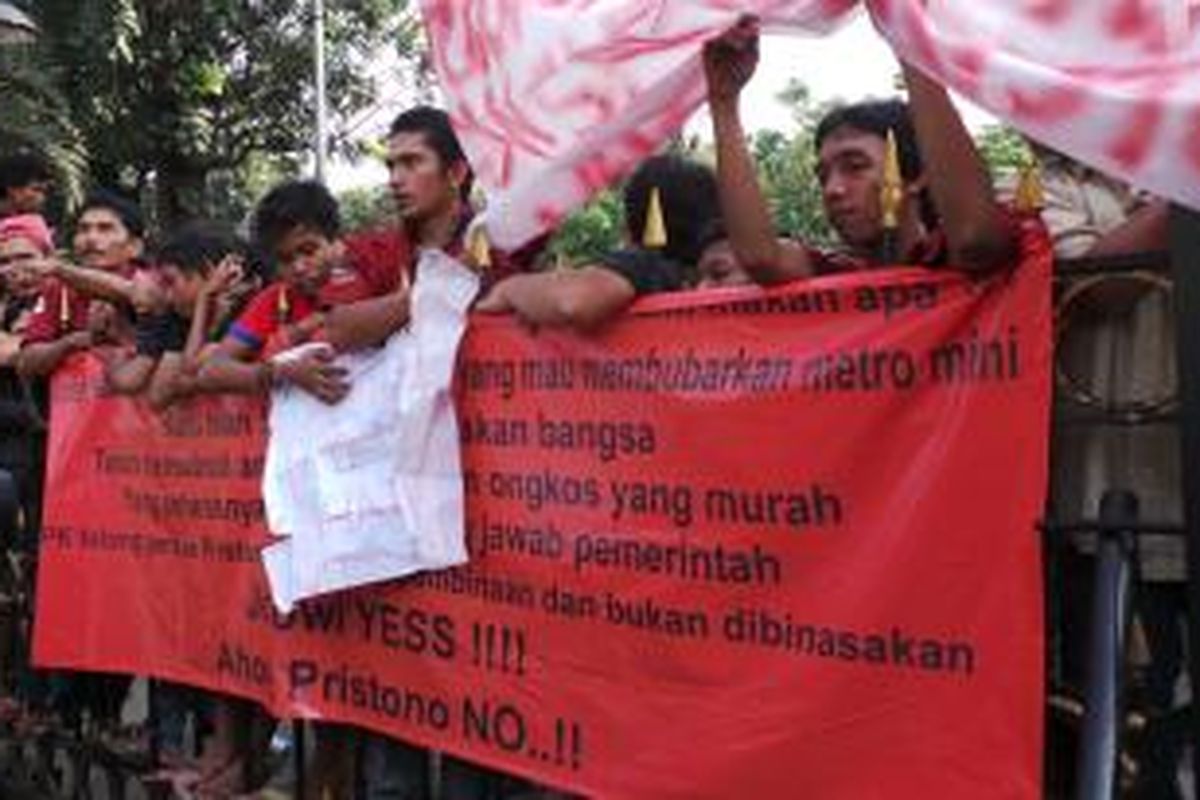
[0, 213, 53, 516]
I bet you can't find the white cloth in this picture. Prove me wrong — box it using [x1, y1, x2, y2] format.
[262, 249, 480, 612]
[419, 0, 1200, 248]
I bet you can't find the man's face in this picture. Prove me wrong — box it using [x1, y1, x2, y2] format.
[696, 240, 750, 289]
[0, 237, 45, 298]
[5, 180, 49, 215]
[160, 264, 204, 317]
[73, 208, 141, 271]
[274, 226, 341, 298]
[818, 126, 888, 251]
[386, 132, 463, 223]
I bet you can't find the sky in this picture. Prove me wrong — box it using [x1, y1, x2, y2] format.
[328, 14, 995, 192]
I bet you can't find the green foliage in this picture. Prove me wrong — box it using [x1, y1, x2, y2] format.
[544, 79, 839, 264]
[976, 124, 1034, 180]
[15, 0, 421, 228]
[338, 184, 396, 233]
[756, 79, 835, 246]
[536, 79, 1036, 263]
[0, 47, 88, 207]
[546, 191, 624, 265]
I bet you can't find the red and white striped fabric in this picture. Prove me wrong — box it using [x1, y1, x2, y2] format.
[878, 0, 1200, 217]
[419, 0, 1200, 249]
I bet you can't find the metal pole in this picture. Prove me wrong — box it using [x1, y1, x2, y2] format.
[295, 719, 308, 800]
[1169, 204, 1200, 800]
[1075, 489, 1137, 800]
[313, 0, 328, 182]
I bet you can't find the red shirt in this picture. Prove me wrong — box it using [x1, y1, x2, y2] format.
[226, 230, 411, 356]
[226, 282, 321, 354]
[343, 228, 412, 297]
[22, 262, 140, 346]
[809, 205, 1026, 274]
[807, 229, 950, 275]
[351, 217, 533, 292]
[226, 223, 535, 356]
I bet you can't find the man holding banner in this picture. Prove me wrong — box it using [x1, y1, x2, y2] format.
[704, 18, 1019, 281]
[476, 154, 722, 329]
[41, 0, 1200, 795]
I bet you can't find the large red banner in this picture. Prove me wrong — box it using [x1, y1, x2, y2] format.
[34, 247, 1050, 798]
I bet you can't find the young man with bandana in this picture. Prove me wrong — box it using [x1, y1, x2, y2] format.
[16, 191, 146, 378]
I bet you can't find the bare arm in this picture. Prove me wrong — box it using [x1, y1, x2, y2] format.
[705, 22, 814, 284]
[192, 353, 272, 396]
[475, 267, 636, 332]
[0, 332, 22, 369]
[902, 62, 1015, 270]
[323, 289, 411, 352]
[1066, 200, 1171, 313]
[16, 331, 92, 378]
[1085, 200, 1169, 258]
[44, 261, 137, 305]
[149, 279, 233, 409]
[146, 353, 196, 410]
[193, 336, 350, 404]
[105, 352, 157, 395]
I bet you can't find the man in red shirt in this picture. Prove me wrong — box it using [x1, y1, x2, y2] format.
[16, 191, 146, 378]
[197, 106, 522, 406]
[319, 105, 524, 353]
[702, 18, 1018, 280]
[195, 107, 526, 797]
[188, 179, 380, 403]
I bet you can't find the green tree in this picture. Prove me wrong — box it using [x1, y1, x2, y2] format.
[338, 184, 396, 233]
[0, 33, 88, 206]
[546, 190, 623, 265]
[23, 0, 421, 227]
[976, 124, 1033, 180]
[542, 80, 1037, 263]
[747, 79, 835, 246]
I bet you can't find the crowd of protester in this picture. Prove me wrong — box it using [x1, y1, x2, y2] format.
[0, 18, 1186, 800]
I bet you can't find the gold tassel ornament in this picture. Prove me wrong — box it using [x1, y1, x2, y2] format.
[642, 187, 668, 249]
[276, 286, 291, 323]
[1015, 158, 1045, 213]
[880, 129, 904, 231]
[468, 225, 492, 270]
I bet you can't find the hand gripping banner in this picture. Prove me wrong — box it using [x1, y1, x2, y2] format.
[421, 0, 1200, 248]
[35, 238, 1051, 798]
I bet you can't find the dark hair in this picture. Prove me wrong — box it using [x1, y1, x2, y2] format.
[251, 180, 341, 256]
[696, 218, 728, 254]
[79, 189, 145, 239]
[0, 153, 51, 198]
[623, 155, 720, 266]
[389, 106, 473, 200]
[157, 221, 245, 275]
[815, 100, 937, 229]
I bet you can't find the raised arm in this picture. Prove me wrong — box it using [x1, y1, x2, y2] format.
[901, 63, 1015, 270]
[704, 20, 814, 284]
